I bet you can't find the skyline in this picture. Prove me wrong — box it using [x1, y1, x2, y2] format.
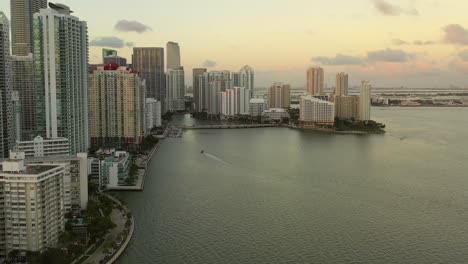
[1, 0, 468, 87]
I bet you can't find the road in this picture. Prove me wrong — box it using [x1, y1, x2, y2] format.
[82, 208, 126, 264]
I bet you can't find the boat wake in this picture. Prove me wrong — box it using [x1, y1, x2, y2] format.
[202, 152, 230, 165]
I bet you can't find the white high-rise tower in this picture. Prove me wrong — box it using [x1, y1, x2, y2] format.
[239, 65, 255, 97]
[34, 3, 89, 154]
[359, 81, 372, 121]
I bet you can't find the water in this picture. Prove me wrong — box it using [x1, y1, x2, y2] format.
[119, 108, 468, 264]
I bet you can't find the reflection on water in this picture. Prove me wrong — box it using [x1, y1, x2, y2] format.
[119, 108, 468, 264]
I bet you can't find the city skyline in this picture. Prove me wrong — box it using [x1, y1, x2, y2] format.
[1, 0, 468, 87]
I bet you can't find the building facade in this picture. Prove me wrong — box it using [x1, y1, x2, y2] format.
[11, 91, 21, 141]
[11, 54, 35, 140]
[101, 151, 131, 188]
[88, 64, 145, 149]
[132, 47, 166, 112]
[334, 95, 359, 119]
[14, 136, 69, 158]
[335, 72, 349, 96]
[167, 67, 185, 111]
[359, 81, 372, 121]
[103, 55, 127, 67]
[239, 65, 254, 97]
[262, 108, 290, 121]
[220, 87, 251, 117]
[0, 12, 13, 159]
[102, 48, 117, 62]
[299, 95, 335, 126]
[10, 0, 48, 56]
[26, 153, 88, 213]
[249, 98, 267, 117]
[166, 41, 181, 70]
[268, 82, 291, 109]
[33, 4, 89, 154]
[146, 98, 162, 130]
[0, 152, 65, 256]
[192, 68, 207, 112]
[307, 67, 324, 95]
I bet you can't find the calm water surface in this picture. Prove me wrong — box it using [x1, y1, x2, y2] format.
[119, 108, 468, 264]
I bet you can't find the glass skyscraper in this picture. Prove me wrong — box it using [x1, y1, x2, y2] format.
[33, 4, 89, 154]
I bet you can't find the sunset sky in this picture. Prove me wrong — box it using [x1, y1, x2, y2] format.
[1, 0, 468, 87]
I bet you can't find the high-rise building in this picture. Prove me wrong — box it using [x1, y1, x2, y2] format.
[335, 72, 349, 96]
[132, 47, 166, 112]
[34, 4, 89, 154]
[11, 91, 21, 141]
[146, 98, 162, 130]
[307, 67, 324, 95]
[10, 0, 48, 56]
[193, 68, 207, 112]
[167, 67, 186, 111]
[239, 65, 255, 97]
[231, 72, 241, 87]
[26, 153, 89, 213]
[103, 55, 127, 67]
[359, 81, 372, 121]
[249, 98, 267, 117]
[334, 95, 359, 119]
[102, 48, 117, 62]
[220, 87, 251, 117]
[268, 82, 291, 109]
[299, 95, 335, 126]
[205, 71, 233, 115]
[0, 12, 13, 159]
[88, 64, 145, 149]
[0, 152, 65, 256]
[166, 41, 181, 70]
[11, 54, 35, 140]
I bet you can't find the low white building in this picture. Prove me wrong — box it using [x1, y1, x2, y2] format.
[249, 98, 267, 117]
[88, 150, 131, 189]
[0, 152, 66, 255]
[146, 98, 162, 130]
[14, 136, 70, 158]
[299, 95, 335, 126]
[262, 108, 290, 121]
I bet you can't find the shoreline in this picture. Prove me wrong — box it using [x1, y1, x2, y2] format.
[282, 125, 385, 135]
[373, 105, 468, 108]
[104, 194, 135, 264]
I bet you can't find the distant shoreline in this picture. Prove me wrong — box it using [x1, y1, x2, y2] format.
[283, 125, 385, 135]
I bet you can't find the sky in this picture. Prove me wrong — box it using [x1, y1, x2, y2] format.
[1, 0, 468, 88]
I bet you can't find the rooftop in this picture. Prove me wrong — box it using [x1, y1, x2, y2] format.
[0, 164, 60, 175]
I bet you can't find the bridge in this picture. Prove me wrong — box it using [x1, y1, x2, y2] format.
[174, 124, 280, 130]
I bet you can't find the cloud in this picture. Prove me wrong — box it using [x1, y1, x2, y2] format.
[126, 42, 135, 48]
[459, 50, 468, 61]
[90, 37, 125, 48]
[312, 54, 364, 65]
[372, 0, 418, 16]
[392, 39, 408, 45]
[115, 20, 152, 34]
[443, 24, 468, 45]
[413, 40, 435, 45]
[367, 48, 414, 62]
[202, 60, 217, 68]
